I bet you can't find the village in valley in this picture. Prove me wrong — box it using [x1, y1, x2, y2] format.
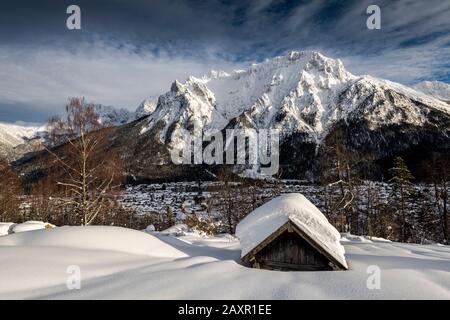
[120, 178, 445, 244]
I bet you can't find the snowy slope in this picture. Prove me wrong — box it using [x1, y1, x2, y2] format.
[145, 51, 357, 146]
[413, 81, 450, 102]
[134, 96, 158, 119]
[236, 193, 347, 269]
[0, 122, 41, 149]
[0, 105, 134, 152]
[0, 226, 448, 299]
[93, 105, 134, 125]
[0, 105, 136, 160]
[0, 121, 44, 159]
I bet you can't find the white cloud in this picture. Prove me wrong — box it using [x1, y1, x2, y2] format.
[337, 35, 450, 84]
[0, 42, 240, 117]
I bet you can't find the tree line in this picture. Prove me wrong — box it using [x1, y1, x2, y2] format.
[319, 129, 449, 244]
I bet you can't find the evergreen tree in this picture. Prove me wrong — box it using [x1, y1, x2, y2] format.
[389, 157, 415, 242]
[415, 186, 441, 243]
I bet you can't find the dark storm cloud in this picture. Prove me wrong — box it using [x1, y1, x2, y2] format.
[0, 0, 449, 122]
[2, 0, 446, 61]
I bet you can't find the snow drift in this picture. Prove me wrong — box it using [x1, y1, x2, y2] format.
[0, 221, 55, 236]
[236, 193, 347, 269]
[0, 226, 187, 258]
[0, 223, 15, 236]
[11, 221, 54, 233]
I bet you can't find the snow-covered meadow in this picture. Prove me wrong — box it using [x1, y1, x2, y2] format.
[0, 225, 449, 299]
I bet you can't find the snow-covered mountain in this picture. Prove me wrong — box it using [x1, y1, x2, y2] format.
[147, 52, 355, 144]
[413, 81, 450, 102]
[0, 122, 46, 160]
[134, 97, 158, 120]
[0, 122, 41, 148]
[93, 105, 134, 125]
[144, 51, 448, 143]
[121, 51, 450, 179]
[16, 51, 450, 180]
[1, 105, 135, 161]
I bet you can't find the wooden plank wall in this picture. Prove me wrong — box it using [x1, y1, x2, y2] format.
[255, 230, 331, 271]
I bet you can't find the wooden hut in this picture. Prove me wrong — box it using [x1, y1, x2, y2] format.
[236, 193, 348, 271]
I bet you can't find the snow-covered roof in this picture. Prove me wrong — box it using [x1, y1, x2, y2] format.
[236, 193, 348, 269]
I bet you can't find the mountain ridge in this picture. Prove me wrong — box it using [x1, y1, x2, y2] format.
[127, 51, 450, 179]
[413, 80, 450, 102]
[11, 51, 450, 181]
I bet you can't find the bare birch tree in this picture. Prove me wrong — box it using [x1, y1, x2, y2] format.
[45, 97, 122, 225]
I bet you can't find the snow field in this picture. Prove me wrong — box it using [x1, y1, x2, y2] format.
[0, 226, 449, 299]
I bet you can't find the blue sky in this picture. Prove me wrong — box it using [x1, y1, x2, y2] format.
[0, 0, 449, 122]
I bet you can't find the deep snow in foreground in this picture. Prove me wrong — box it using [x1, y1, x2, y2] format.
[0, 226, 449, 299]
